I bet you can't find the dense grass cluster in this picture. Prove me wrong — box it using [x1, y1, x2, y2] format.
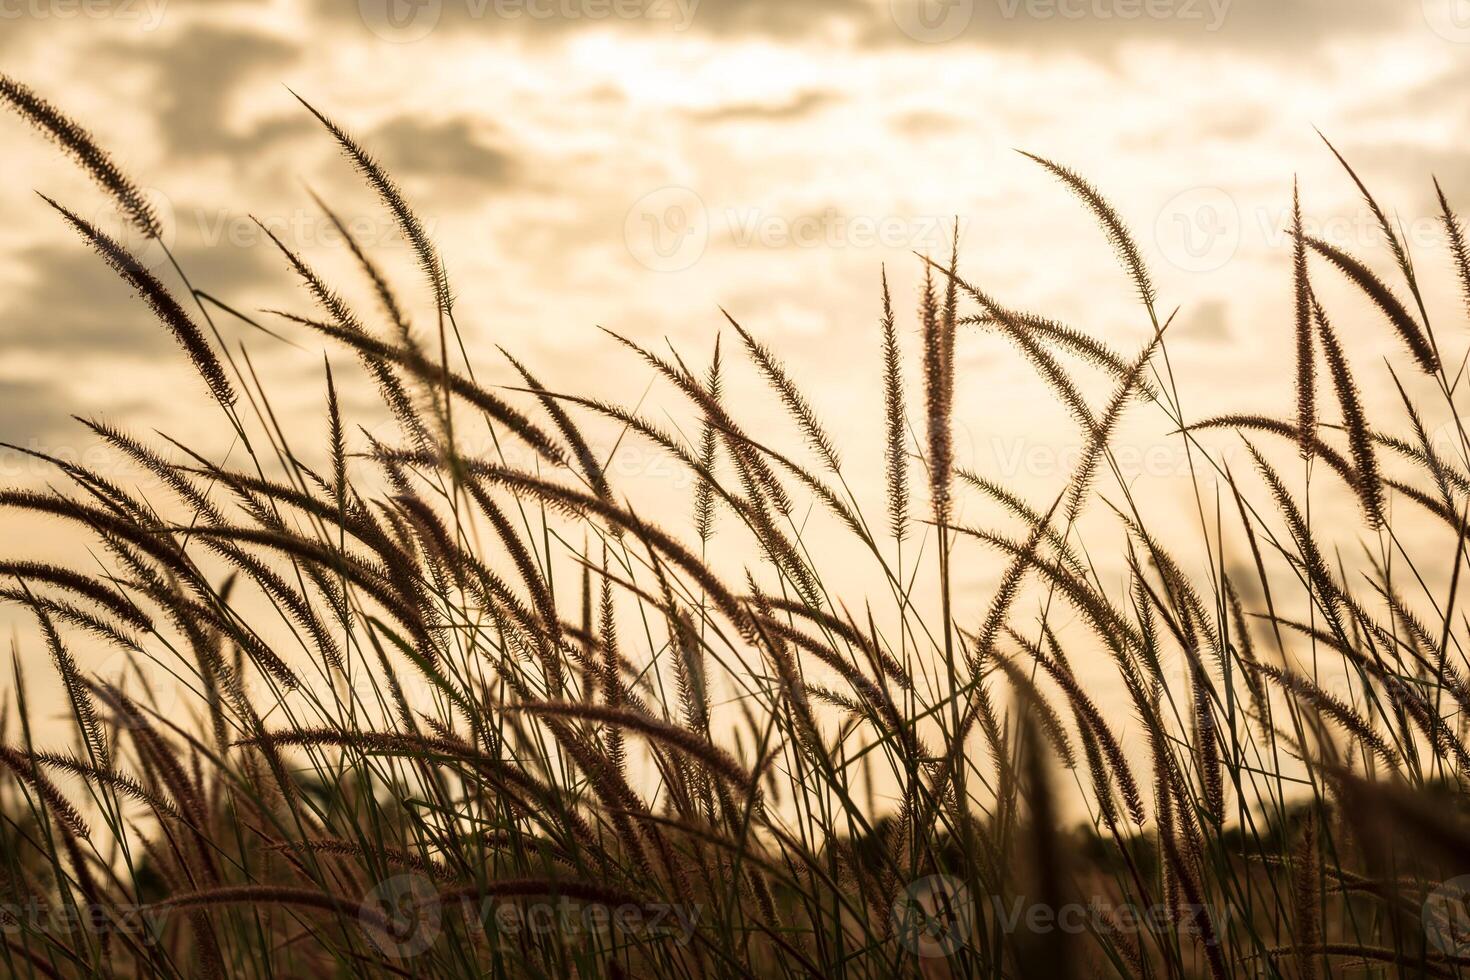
[4, 71, 1470, 977]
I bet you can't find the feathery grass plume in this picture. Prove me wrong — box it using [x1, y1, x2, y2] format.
[1188, 413, 1462, 527]
[694, 336, 722, 546]
[956, 523, 1146, 654]
[879, 268, 909, 543]
[602, 328, 792, 515]
[940, 222, 959, 434]
[1222, 574, 1268, 726]
[499, 348, 611, 501]
[42, 196, 235, 407]
[1249, 661, 1398, 770]
[1242, 441, 1346, 628]
[255, 225, 436, 449]
[306, 186, 415, 347]
[280, 310, 566, 465]
[0, 591, 141, 654]
[753, 614, 912, 752]
[81, 420, 337, 677]
[506, 701, 755, 795]
[941, 255, 1169, 521]
[956, 280, 1098, 435]
[1192, 663, 1224, 824]
[1013, 629, 1146, 827]
[385, 452, 759, 640]
[1387, 367, 1457, 511]
[461, 478, 562, 641]
[26, 598, 108, 774]
[719, 421, 871, 545]
[264, 838, 457, 881]
[0, 74, 159, 238]
[1020, 150, 1155, 310]
[324, 360, 348, 508]
[1437, 176, 1470, 325]
[291, 91, 450, 314]
[0, 746, 89, 840]
[144, 884, 395, 930]
[1312, 295, 1385, 526]
[1292, 179, 1317, 458]
[669, 607, 710, 736]
[920, 263, 953, 527]
[956, 468, 1088, 578]
[0, 561, 151, 631]
[28, 750, 183, 822]
[1319, 131, 1422, 298]
[972, 492, 1064, 667]
[729, 312, 842, 474]
[755, 595, 910, 689]
[960, 311, 1159, 400]
[599, 555, 626, 776]
[1301, 234, 1438, 374]
[989, 651, 1075, 769]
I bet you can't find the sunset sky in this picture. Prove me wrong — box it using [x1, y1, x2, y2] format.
[2, 0, 1469, 661]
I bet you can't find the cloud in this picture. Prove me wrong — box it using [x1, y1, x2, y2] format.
[1181, 298, 1230, 342]
[1, 239, 276, 356]
[888, 109, 966, 136]
[334, 0, 868, 42]
[875, 0, 1411, 53]
[105, 24, 300, 156]
[369, 116, 520, 184]
[680, 0, 869, 36]
[0, 378, 77, 447]
[0, 377, 156, 481]
[687, 90, 837, 123]
[332, 0, 1412, 53]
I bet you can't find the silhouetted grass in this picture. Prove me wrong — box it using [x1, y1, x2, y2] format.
[4, 73, 1470, 978]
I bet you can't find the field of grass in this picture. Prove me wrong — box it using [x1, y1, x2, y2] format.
[3, 71, 1470, 978]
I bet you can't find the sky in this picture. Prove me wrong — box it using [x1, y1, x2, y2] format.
[2, 0, 1469, 726]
